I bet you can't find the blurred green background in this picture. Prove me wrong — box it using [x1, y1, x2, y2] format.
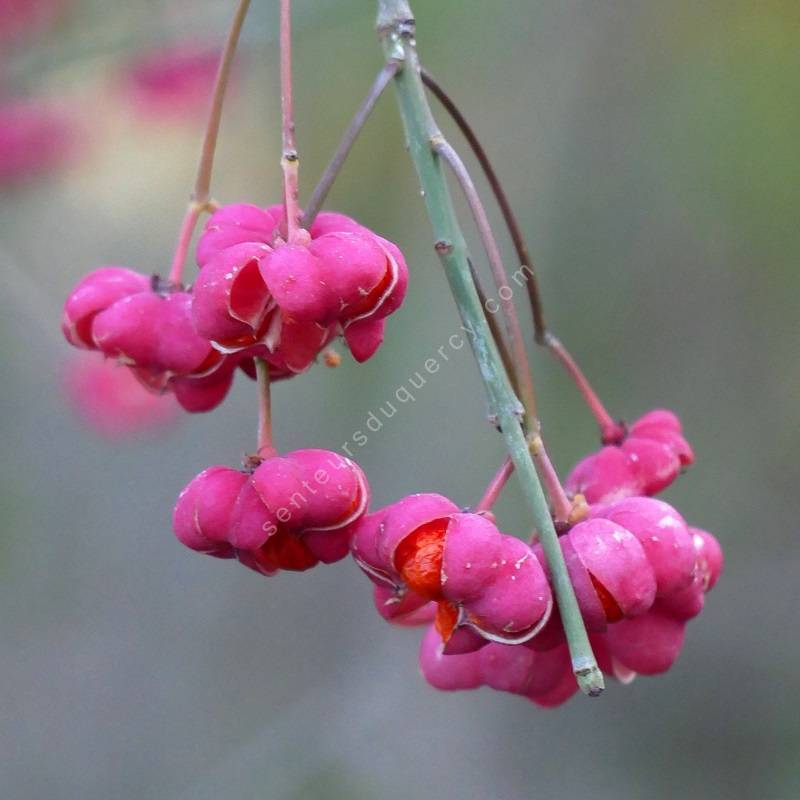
[1, 1, 798, 798]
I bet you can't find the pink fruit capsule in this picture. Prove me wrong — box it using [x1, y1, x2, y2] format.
[372, 584, 436, 626]
[342, 316, 386, 363]
[92, 286, 220, 377]
[191, 242, 273, 349]
[564, 445, 639, 505]
[308, 211, 366, 238]
[355, 498, 439, 584]
[227, 480, 278, 551]
[196, 203, 280, 268]
[302, 529, 352, 564]
[567, 517, 657, 620]
[565, 408, 693, 503]
[525, 643, 575, 701]
[463, 535, 552, 641]
[477, 641, 538, 695]
[258, 243, 333, 322]
[440, 513, 503, 601]
[527, 663, 579, 708]
[91, 292, 165, 368]
[353, 496, 551, 646]
[534, 536, 608, 633]
[591, 497, 695, 598]
[62, 267, 150, 349]
[172, 466, 244, 557]
[440, 626, 488, 655]
[250, 449, 368, 537]
[658, 573, 706, 621]
[605, 606, 686, 675]
[170, 357, 238, 413]
[621, 436, 681, 496]
[308, 231, 400, 324]
[630, 409, 694, 466]
[195, 203, 408, 363]
[690, 527, 723, 591]
[418, 624, 482, 692]
[154, 291, 220, 375]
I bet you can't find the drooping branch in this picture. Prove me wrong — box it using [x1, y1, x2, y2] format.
[421, 68, 547, 342]
[469, 259, 519, 400]
[303, 62, 400, 226]
[546, 334, 625, 444]
[375, 0, 603, 697]
[421, 68, 624, 443]
[434, 138, 537, 423]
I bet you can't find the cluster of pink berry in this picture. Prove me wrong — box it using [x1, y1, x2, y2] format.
[61, 203, 410, 580]
[349, 410, 722, 707]
[193, 204, 407, 364]
[58, 0, 724, 713]
[61, 205, 408, 412]
[173, 448, 368, 575]
[61, 201, 722, 708]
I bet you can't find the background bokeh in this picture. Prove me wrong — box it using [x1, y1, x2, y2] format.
[1, 1, 798, 798]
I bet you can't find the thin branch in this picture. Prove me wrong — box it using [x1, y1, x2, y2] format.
[475, 456, 514, 513]
[168, 0, 251, 284]
[256, 358, 273, 454]
[193, 0, 251, 206]
[421, 68, 547, 341]
[433, 138, 538, 423]
[302, 61, 400, 226]
[168, 204, 203, 285]
[280, 0, 301, 240]
[529, 433, 572, 525]
[469, 259, 519, 399]
[422, 68, 624, 443]
[545, 335, 625, 443]
[376, 0, 603, 696]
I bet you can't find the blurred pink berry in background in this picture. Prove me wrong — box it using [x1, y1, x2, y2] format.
[0, 0, 67, 44]
[62, 354, 179, 440]
[124, 44, 232, 123]
[0, 98, 81, 186]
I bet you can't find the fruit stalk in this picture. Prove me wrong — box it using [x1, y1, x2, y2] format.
[279, 0, 301, 240]
[256, 358, 273, 454]
[168, 0, 251, 284]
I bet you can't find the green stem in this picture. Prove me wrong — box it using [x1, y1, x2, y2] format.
[375, 0, 602, 696]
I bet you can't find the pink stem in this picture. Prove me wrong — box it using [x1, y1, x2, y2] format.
[166, 0, 251, 285]
[256, 358, 273, 455]
[531, 434, 572, 525]
[280, 0, 300, 241]
[434, 138, 537, 422]
[546, 335, 625, 444]
[475, 457, 515, 513]
[167, 203, 201, 285]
